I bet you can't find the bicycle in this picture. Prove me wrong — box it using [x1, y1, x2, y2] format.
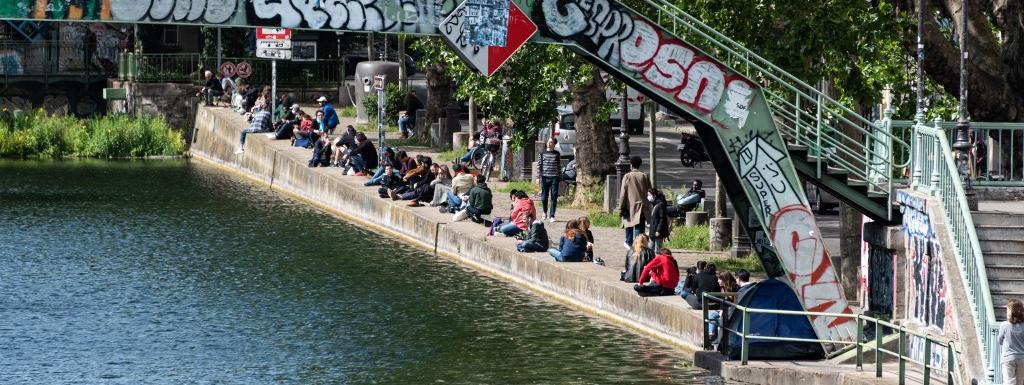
[467, 137, 500, 182]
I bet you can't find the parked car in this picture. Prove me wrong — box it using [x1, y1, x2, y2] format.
[608, 87, 645, 135]
[539, 106, 577, 158]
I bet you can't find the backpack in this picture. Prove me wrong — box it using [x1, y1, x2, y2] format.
[294, 138, 311, 148]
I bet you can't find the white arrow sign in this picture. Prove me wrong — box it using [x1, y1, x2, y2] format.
[257, 48, 292, 60]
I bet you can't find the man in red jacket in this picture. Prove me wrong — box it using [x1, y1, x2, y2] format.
[634, 248, 680, 297]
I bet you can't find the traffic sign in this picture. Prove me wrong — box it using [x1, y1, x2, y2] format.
[439, 0, 537, 77]
[235, 61, 252, 78]
[257, 48, 291, 60]
[257, 39, 292, 50]
[256, 27, 291, 41]
[219, 61, 235, 77]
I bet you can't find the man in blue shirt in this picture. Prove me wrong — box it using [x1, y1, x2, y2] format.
[236, 103, 273, 154]
[316, 96, 340, 134]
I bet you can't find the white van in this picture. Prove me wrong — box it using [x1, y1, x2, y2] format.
[608, 87, 645, 134]
[540, 106, 577, 158]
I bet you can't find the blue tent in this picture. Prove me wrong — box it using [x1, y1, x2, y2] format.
[726, 278, 825, 360]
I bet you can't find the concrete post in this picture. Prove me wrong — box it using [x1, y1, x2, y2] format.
[615, 131, 631, 182]
[731, 213, 752, 258]
[468, 96, 477, 134]
[709, 217, 732, 251]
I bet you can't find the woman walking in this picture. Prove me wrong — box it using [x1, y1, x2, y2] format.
[999, 299, 1024, 385]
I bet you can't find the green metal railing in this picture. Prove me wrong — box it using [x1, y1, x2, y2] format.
[126, 53, 343, 86]
[702, 292, 961, 385]
[894, 120, 1024, 186]
[908, 119, 997, 383]
[628, 0, 911, 220]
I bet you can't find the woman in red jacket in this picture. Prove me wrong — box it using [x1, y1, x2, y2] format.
[634, 248, 680, 297]
[499, 190, 536, 237]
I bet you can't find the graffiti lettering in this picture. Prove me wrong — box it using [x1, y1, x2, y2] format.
[247, 0, 438, 32]
[738, 136, 800, 218]
[538, 0, 754, 128]
[109, 0, 238, 23]
[770, 205, 856, 340]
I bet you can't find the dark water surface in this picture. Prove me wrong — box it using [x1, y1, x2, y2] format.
[0, 160, 722, 385]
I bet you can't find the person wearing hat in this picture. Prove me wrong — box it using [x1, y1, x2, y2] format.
[316, 96, 340, 134]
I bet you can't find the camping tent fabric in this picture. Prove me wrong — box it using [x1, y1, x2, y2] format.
[726, 278, 825, 360]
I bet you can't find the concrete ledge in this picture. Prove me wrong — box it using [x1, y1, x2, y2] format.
[189, 106, 901, 385]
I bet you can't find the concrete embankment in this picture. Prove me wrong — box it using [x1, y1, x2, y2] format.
[190, 105, 899, 385]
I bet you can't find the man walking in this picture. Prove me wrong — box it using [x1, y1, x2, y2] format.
[316, 96, 340, 134]
[618, 156, 652, 250]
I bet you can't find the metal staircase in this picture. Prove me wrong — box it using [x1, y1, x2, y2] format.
[626, 0, 911, 223]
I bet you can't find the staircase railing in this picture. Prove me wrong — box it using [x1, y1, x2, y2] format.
[627, 0, 911, 219]
[910, 119, 998, 383]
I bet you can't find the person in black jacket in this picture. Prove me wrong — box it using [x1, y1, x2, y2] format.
[366, 147, 399, 186]
[648, 188, 671, 251]
[682, 262, 721, 309]
[308, 132, 333, 168]
[348, 133, 378, 175]
[516, 214, 549, 252]
[377, 164, 402, 198]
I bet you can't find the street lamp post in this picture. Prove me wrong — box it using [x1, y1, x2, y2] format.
[952, 0, 972, 190]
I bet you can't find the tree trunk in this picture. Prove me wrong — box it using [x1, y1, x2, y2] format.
[571, 68, 616, 207]
[425, 62, 450, 138]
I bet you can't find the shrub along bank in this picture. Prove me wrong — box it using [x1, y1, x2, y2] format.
[0, 110, 186, 159]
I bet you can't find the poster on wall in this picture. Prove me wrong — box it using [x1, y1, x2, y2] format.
[291, 41, 316, 62]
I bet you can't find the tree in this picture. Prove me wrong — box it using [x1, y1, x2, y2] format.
[569, 66, 617, 206]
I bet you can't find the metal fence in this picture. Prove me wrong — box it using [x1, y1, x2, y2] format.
[127, 53, 344, 86]
[702, 292, 961, 385]
[908, 120, 998, 383]
[894, 120, 1024, 186]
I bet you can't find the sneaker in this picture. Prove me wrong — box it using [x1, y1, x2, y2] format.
[594, 257, 606, 266]
[265, 133, 276, 139]
[439, 206, 450, 214]
[548, 217, 556, 223]
[541, 212, 546, 221]
[389, 189, 399, 200]
[408, 201, 421, 207]
[623, 242, 631, 251]
[234, 148, 244, 154]
[354, 171, 367, 176]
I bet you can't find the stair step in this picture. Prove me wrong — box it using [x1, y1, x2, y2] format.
[787, 144, 809, 153]
[989, 279, 1024, 292]
[972, 211, 1024, 227]
[976, 226, 1024, 241]
[984, 252, 1024, 266]
[980, 239, 1024, 253]
[985, 264, 1024, 279]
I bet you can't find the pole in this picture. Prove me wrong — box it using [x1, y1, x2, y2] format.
[271, 60, 277, 118]
[915, 0, 926, 121]
[216, 28, 222, 73]
[648, 101, 657, 186]
[378, 76, 386, 158]
[952, 0, 973, 189]
[469, 96, 477, 134]
[621, 87, 629, 133]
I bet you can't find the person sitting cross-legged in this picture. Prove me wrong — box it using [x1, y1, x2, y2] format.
[634, 248, 680, 297]
[442, 164, 476, 213]
[376, 164, 403, 198]
[453, 174, 492, 223]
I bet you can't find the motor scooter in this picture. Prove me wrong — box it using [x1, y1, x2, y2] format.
[678, 133, 710, 167]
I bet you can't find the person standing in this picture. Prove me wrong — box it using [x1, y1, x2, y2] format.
[648, 188, 670, 251]
[999, 299, 1024, 385]
[618, 156, 652, 250]
[316, 96, 340, 134]
[536, 139, 561, 222]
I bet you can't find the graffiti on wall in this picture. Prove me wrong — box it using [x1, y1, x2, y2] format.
[536, 0, 754, 130]
[0, 0, 454, 33]
[57, 23, 126, 73]
[859, 216, 895, 315]
[0, 51, 24, 75]
[246, 0, 453, 32]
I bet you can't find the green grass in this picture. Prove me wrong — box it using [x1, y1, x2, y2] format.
[665, 224, 710, 251]
[437, 147, 467, 163]
[388, 134, 431, 148]
[707, 254, 764, 273]
[355, 123, 399, 133]
[0, 109, 185, 159]
[588, 210, 622, 228]
[338, 105, 357, 118]
[497, 179, 539, 194]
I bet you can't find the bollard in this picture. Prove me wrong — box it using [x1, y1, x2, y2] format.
[685, 211, 709, 227]
[452, 132, 470, 149]
[709, 217, 732, 250]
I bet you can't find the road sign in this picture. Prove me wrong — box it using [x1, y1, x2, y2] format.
[257, 39, 292, 50]
[257, 48, 291, 60]
[373, 75, 386, 91]
[256, 27, 291, 41]
[219, 61, 235, 77]
[439, 0, 537, 77]
[235, 61, 252, 78]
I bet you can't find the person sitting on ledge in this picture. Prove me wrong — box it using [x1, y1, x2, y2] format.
[516, 213, 549, 253]
[548, 219, 588, 262]
[454, 174, 492, 223]
[499, 190, 536, 237]
[292, 112, 316, 147]
[308, 131, 333, 167]
[235, 101, 272, 154]
[377, 164, 402, 198]
[424, 164, 453, 207]
[634, 248, 680, 297]
[399, 157, 436, 207]
[441, 164, 476, 213]
[366, 147, 400, 186]
[621, 233, 654, 283]
[346, 132, 378, 176]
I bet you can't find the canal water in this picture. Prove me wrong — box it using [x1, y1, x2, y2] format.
[1, 160, 724, 385]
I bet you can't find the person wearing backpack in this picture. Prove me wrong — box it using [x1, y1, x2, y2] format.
[634, 248, 680, 297]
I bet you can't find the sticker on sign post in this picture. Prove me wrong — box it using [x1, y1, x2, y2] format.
[257, 48, 292, 60]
